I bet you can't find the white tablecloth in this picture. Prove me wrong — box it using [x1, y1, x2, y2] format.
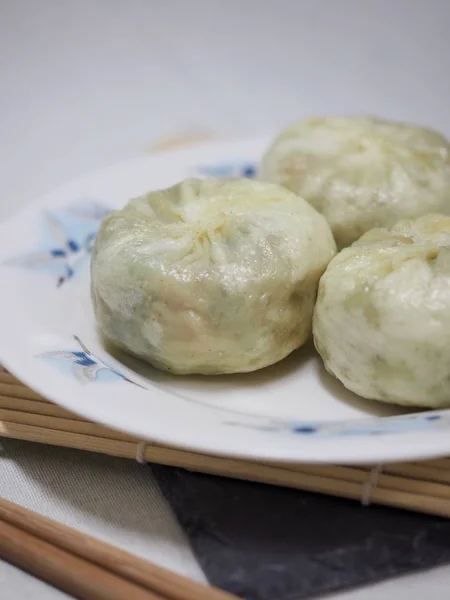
[1, 1, 450, 597]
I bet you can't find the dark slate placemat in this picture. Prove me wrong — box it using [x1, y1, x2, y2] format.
[152, 465, 450, 600]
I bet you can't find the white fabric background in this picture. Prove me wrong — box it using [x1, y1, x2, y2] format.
[1, 1, 450, 597]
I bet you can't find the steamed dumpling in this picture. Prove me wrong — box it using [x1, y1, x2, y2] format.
[91, 178, 336, 374]
[260, 116, 450, 248]
[313, 214, 450, 407]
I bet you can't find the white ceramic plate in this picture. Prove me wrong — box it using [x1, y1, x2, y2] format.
[1, 136, 450, 464]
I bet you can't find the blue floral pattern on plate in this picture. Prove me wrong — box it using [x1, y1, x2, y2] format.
[224, 412, 447, 439]
[38, 336, 144, 387]
[4, 201, 111, 287]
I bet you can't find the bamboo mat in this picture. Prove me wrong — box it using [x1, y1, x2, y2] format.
[1, 369, 450, 519]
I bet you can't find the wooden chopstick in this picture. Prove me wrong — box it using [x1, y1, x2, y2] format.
[0, 519, 162, 600]
[0, 498, 237, 600]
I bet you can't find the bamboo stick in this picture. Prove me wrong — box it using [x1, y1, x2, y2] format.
[0, 408, 136, 442]
[0, 395, 86, 420]
[0, 519, 162, 600]
[0, 371, 23, 386]
[0, 498, 237, 600]
[0, 382, 46, 401]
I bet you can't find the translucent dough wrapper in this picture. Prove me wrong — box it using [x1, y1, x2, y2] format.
[313, 214, 450, 407]
[91, 178, 336, 374]
[260, 116, 450, 248]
